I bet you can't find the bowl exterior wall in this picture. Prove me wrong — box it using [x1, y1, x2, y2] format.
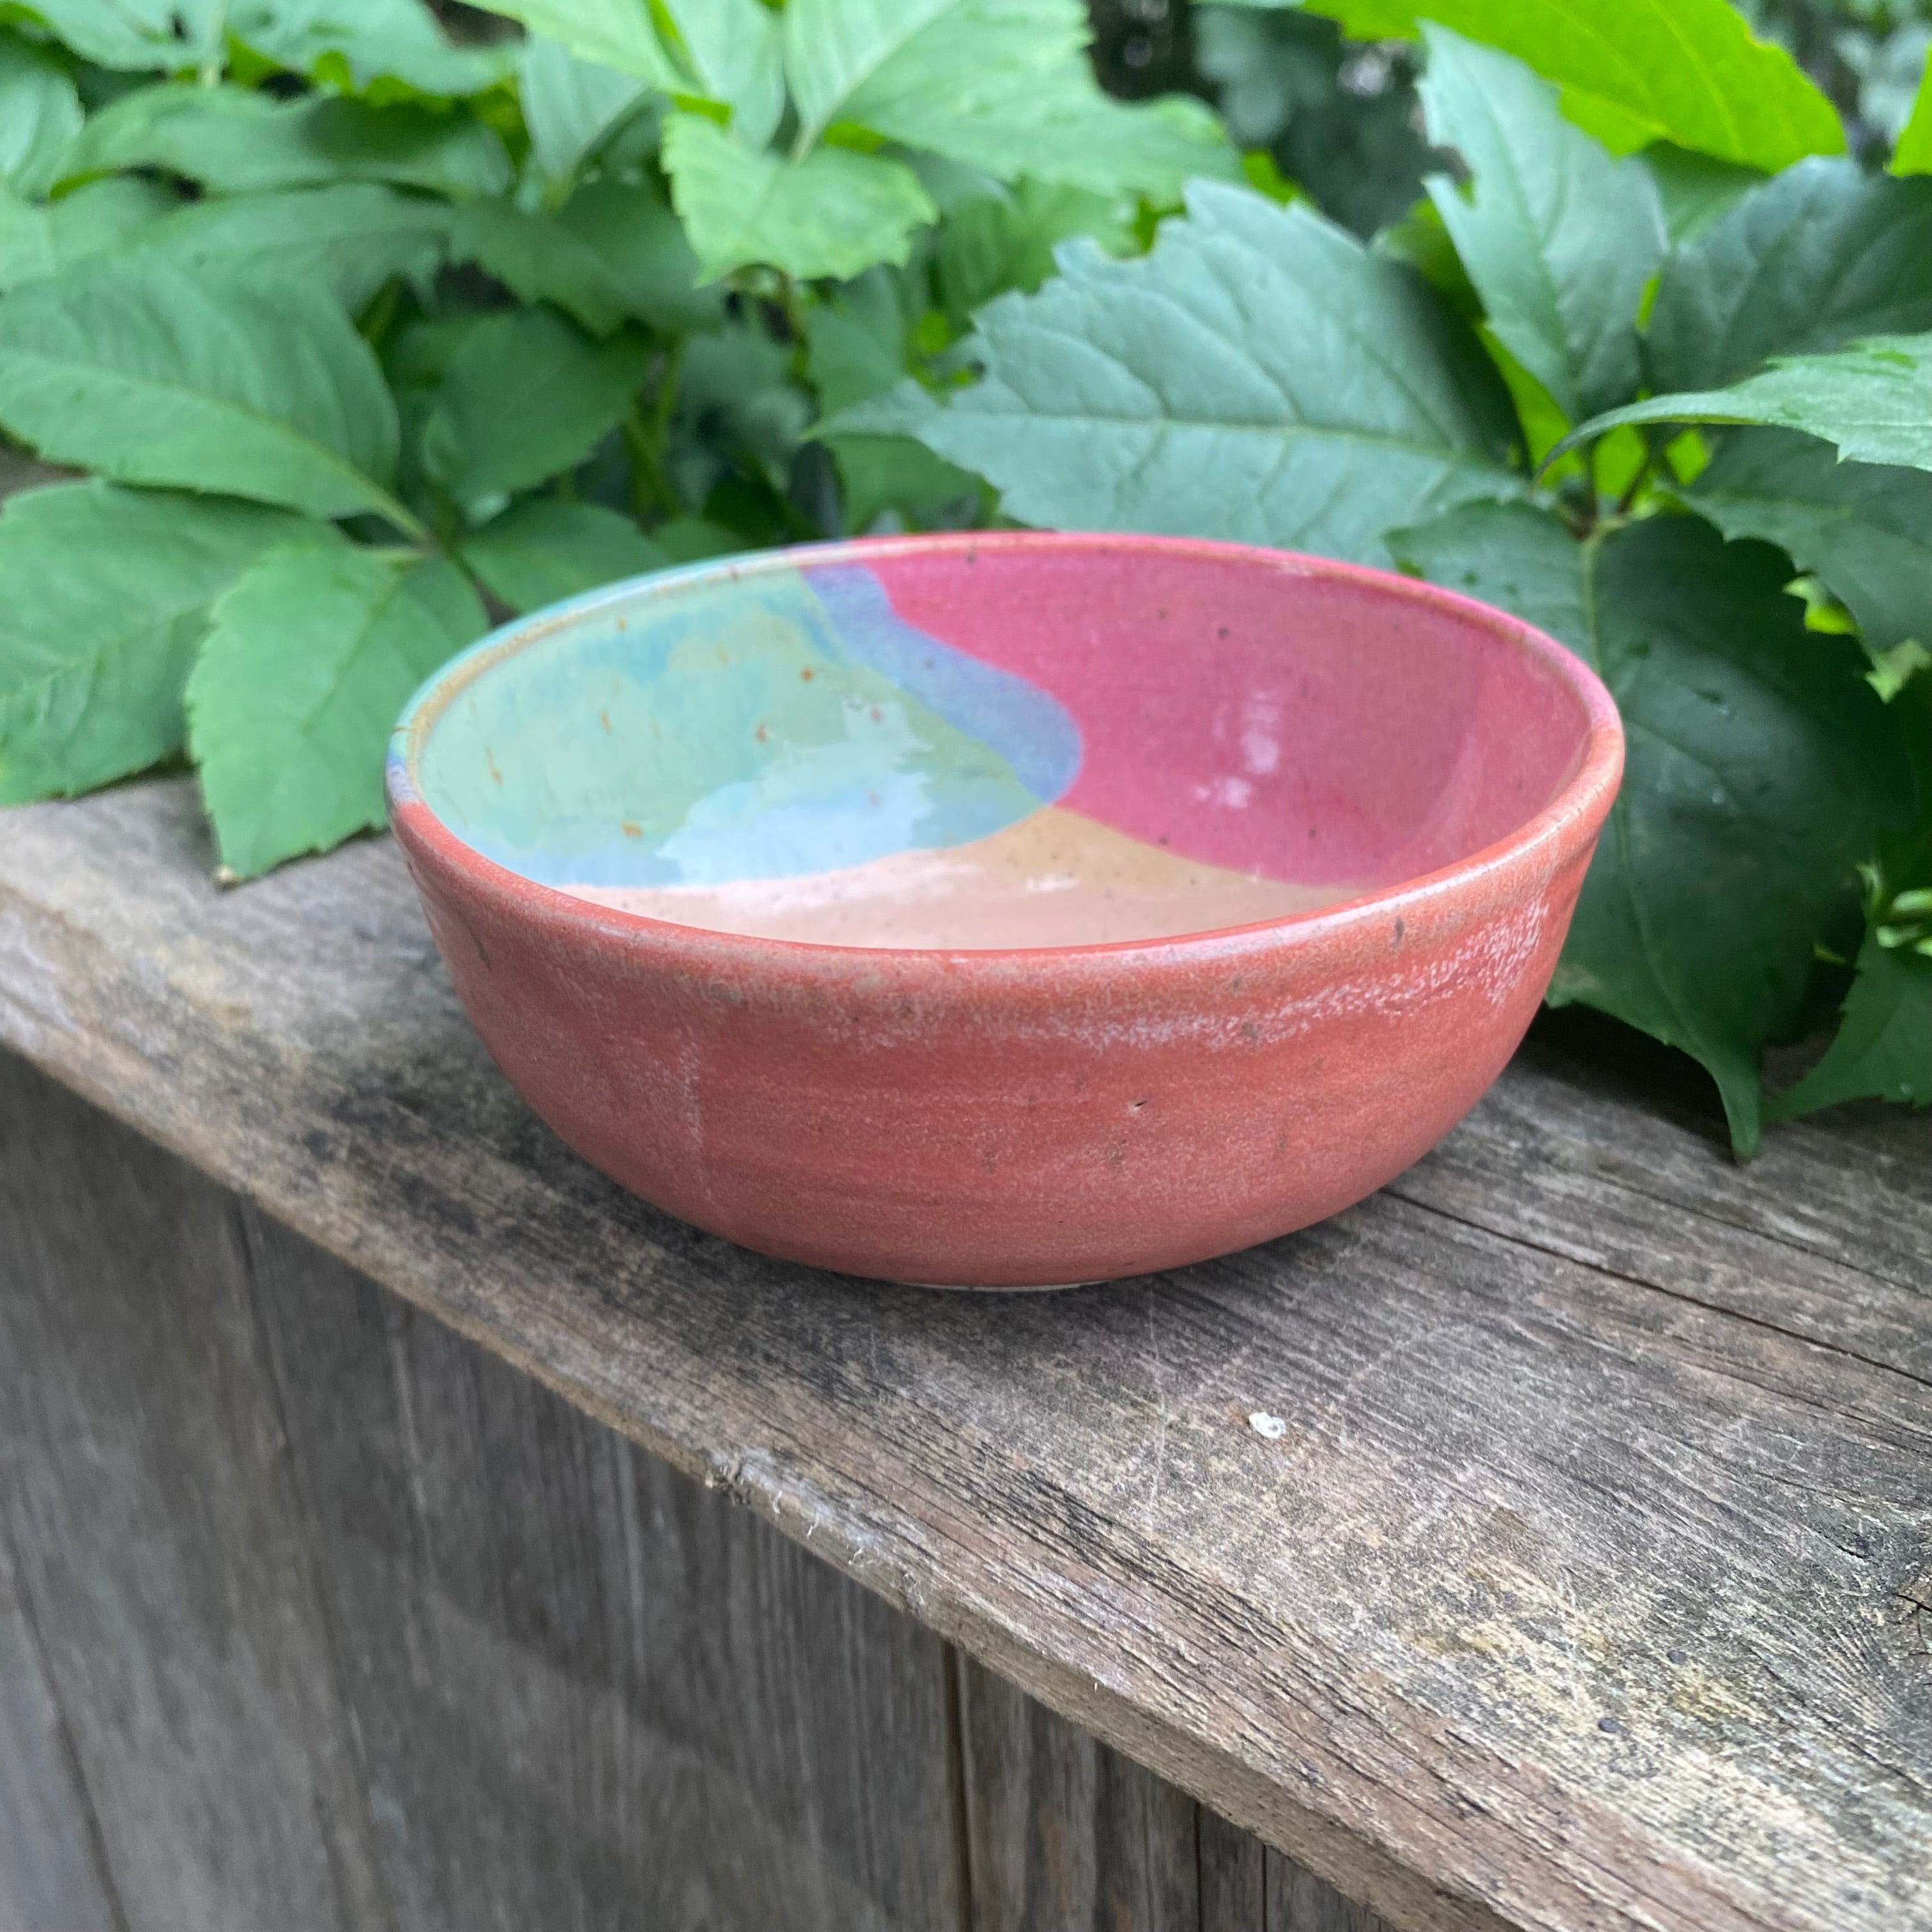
[394, 817, 1600, 1285]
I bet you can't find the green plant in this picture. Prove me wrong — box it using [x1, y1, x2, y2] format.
[0, 0, 1928, 1147]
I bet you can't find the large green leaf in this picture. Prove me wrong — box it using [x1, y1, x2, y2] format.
[1645, 158, 1932, 394]
[0, 482, 323, 803]
[660, 0, 784, 146]
[1894, 42, 1932, 174]
[0, 176, 176, 292]
[451, 180, 718, 335]
[133, 183, 450, 313]
[227, 0, 518, 99]
[15, 0, 222, 71]
[61, 83, 512, 198]
[1639, 144, 1767, 245]
[782, 0, 1232, 199]
[1768, 931, 1932, 1117]
[0, 256, 411, 526]
[1417, 25, 1663, 423]
[1389, 503, 1912, 1153]
[1688, 429, 1932, 654]
[876, 180, 1519, 566]
[460, 499, 668, 613]
[0, 30, 82, 197]
[468, 0, 680, 90]
[188, 544, 487, 877]
[1292, 0, 1843, 171]
[421, 307, 652, 507]
[519, 36, 654, 192]
[933, 176, 1133, 328]
[1556, 333, 1932, 475]
[661, 112, 936, 282]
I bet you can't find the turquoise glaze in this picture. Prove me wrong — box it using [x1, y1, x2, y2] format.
[414, 563, 1081, 891]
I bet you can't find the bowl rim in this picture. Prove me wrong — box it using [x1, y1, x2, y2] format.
[388, 530, 1624, 967]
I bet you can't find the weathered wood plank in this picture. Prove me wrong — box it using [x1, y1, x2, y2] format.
[2, 781, 1929, 1932]
[0, 1052, 392, 1932]
[0, 1521, 121, 1932]
[245, 1204, 967, 1932]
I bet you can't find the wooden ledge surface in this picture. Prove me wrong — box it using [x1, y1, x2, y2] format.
[1, 780, 1928, 1932]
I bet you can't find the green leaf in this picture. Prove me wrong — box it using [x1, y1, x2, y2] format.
[0, 29, 82, 197]
[661, 112, 936, 282]
[1294, 0, 1844, 172]
[0, 481, 323, 802]
[673, 320, 811, 501]
[421, 307, 652, 507]
[1417, 24, 1664, 423]
[1639, 144, 1765, 245]
[1555, 333, 1932, 475]
[1645, 158, 1932, 394]
[450, 180, 718, 335]
[133, 183, 450, 314]
[0, 255, 411, 526]
[14, 0, 223, 72]
[1388, 503, 1913, 1153]
[519, 35, 654, 192]
[1767, 931, 1932, 1117]
[782, 0, 1233, 199]
[188, 543, 487, 877]
[468, 0, 682, 91]
[1894, 42, 1932, 175]
[459, 499, 668, 613]
[226, 0, 518, 99]
[659, 0, 784, 147]
[894, 180, 1520, 567]
[1687, 429, 1932, 654]
[0, 175, 176, 292]
[61, 83, 512, 198]
[934, 176, 1133, 328]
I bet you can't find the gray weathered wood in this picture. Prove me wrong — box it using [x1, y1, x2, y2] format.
[0, 1053, 392, 1932]
[1, 780, 1928, 1932]
[0, 1521, 121, 1932]
[243, 1202, 967, 1932]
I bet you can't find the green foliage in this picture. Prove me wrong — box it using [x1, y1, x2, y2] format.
[0, 0, 1926, 1141]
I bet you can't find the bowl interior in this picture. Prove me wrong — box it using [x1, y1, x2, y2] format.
[399, 537, 1598, 950]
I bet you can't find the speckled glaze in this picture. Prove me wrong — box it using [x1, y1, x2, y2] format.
[388, 532, 1623, 1288]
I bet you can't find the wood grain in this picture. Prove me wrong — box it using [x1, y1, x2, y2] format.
[1, 780, 1928, 1932]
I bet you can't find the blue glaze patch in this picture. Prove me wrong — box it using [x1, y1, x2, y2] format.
[413, 563, 1082, 889]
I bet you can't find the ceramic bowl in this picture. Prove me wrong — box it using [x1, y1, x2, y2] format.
[388, 532, 1622, 1288]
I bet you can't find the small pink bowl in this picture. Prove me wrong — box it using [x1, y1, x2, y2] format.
[388, 532, 1621, 1288]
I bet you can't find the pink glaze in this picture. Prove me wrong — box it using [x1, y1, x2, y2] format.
[390, 533, 1623, 1287]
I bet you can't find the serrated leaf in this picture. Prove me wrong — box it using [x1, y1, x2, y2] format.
[900, 180, 1519, 567]
[134, 183, 449, 313]
[0, 481, 325, 802]
[934, 176, 1133, 328]
[469, 0, 681, 91]
[1767, 932, 1932, 1117]
[662, 112, 936, 283]
[227, 0, 517, 99]
[1688, 429, 1932, 654]
[1894, 42, 1932, 174]
[0, 30, 82, 197]
[1639, 144, 1765, 245]
[519, 36, 654, 191]
[422, 306, 651, 507]
[1294, 0, 1843, 172]
[451, 180, 717, 335]
[1418, 24, 1663, 423]
[15, 0, 223, 71]
[0, 255, 410, 525]
[1388, 503, 1913, 1153]
[1645, 158, 1932, 394]
[61, 82, 512, 198]
[1556, 333, 1932, 475]
[460, 499, 668, 612]
[0, 175, 176, 292]
[783, 0, 1232, 199]
[189, 543, 486, 876]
